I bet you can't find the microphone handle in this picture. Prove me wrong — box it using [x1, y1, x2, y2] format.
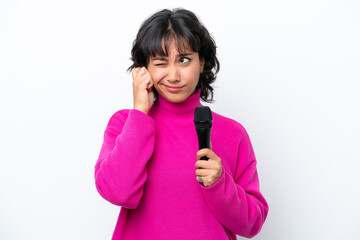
[196, 128, 211, 160]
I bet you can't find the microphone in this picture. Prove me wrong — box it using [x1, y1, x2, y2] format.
[194, 106, 213, 160]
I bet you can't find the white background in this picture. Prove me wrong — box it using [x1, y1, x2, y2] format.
[1, 0, 359, 239]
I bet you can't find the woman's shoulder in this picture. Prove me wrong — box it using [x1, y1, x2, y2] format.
[106, 108, 154, 129]
[108, 109, 131, 124]
[211, 111, 249, 137]
[103, 109, 132, 134]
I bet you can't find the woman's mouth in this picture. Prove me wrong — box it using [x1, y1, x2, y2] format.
[164, 85, 184, 93]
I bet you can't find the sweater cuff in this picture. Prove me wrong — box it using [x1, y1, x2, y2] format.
[130, 108, 154, 121]
[126, 109, 156, 130]
[117, 109, 156, 143]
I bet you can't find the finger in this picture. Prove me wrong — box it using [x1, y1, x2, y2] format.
[132, 68, 139, 80]
[147, 83, 153, 92]
[134, 72, 152, 90]
[195, 160, 210, 169]
[196, 148, 217, 160]
[137, 68, 153, 86]
[137, 67, 148, 77]
[132, 67, 144, 81]
[146, 75, 154, 90]
[196, 175, 206, 184]
[195, 168, 211, 176]
[143, 75, 154, 91]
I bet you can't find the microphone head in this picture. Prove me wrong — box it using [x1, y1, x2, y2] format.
[194, 106, 212, 124]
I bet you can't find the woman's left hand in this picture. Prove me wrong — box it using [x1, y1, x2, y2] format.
[195, 148, 223, 187]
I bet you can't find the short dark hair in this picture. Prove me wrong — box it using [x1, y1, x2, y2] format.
[127, 8, 220, 103]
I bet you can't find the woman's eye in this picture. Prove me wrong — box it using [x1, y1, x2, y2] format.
[180, 57, 191, 63]
[155, 63, 166, 66]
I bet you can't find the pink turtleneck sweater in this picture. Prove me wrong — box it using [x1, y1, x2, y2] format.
[94, 88, 268, 240]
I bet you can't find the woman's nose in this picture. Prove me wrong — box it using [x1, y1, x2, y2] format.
[166, 65, 180, 82]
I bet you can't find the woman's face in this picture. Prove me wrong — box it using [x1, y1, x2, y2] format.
[147, 39, 205, 103]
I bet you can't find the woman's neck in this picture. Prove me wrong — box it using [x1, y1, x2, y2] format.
[149, 88, 203, 120]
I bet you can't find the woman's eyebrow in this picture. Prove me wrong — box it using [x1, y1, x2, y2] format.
[151, 56, 167, 61]
[178, 53, 194, 57]
[151, 53, 194, 61]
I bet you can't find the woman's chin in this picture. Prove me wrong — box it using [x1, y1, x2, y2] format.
[159, 91, 188, 103]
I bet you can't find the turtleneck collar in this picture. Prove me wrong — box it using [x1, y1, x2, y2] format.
[149, 88, 203, 120]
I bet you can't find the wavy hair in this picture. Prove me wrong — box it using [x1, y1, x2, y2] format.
[127, 8, 220, 103]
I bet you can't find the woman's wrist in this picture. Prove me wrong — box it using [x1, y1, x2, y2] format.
[133, 107, 148, 115]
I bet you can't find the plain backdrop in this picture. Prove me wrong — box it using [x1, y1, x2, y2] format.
[1, 0, 359, 239]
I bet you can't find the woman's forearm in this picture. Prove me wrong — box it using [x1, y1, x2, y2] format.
[94, 109, 156, 208]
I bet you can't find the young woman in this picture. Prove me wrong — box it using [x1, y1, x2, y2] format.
[95, 8, 268, 240]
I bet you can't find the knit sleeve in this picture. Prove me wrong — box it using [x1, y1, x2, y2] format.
[94, 109, 156, 209]
[197, 126, 269, 238]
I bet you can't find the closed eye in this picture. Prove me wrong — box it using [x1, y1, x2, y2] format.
[154, 61, 167, 66]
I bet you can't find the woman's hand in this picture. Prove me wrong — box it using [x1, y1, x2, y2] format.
[132, 67, 155, 114]
[195, 147, 223, 187]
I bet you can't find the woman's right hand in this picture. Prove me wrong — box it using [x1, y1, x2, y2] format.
[132, 67, 155, 115]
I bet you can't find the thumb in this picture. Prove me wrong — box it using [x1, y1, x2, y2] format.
[149, 90, 155, 104]
[132, 68, 139, 80]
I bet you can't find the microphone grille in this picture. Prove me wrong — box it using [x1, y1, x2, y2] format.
[194, 106, 212, 123]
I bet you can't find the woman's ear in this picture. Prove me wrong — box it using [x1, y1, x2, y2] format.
[200, 58, 205, 73]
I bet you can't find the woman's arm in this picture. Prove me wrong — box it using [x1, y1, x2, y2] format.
[198, 126, 269, 238]
[94, 109, 156, 209]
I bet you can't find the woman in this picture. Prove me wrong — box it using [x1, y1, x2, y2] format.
[95, 8, 268, 240]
